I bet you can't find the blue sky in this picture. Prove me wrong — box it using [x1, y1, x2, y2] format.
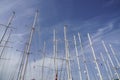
[0, 0, 120, 80]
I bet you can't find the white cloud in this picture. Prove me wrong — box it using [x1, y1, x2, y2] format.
[24, 57, 63, 80]
[91, 21, 114, 43]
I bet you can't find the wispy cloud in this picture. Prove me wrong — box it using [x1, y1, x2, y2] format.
[91, 21, 114, 42]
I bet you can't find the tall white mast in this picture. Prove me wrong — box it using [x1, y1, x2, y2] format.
[78, 33, 90, 80]
[109, 44, 120, 67]
[106, 60, 114, 79]
[19, 11, 38, 80]
[64, 26, 72, 80]
[17, 41, 29, 80]
[102, 41, 120, 79]
[88, 33, 103, 80]
[53, 29, 58, 80]
[0, 12, 15, 45]
[73, 35, 82, 80]
[41, 42, 46, 80]
[100, 52, 112, 80]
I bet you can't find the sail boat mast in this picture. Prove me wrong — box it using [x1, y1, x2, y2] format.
[100, 52, 112, 80]
[109, 44, 120, 67]
[64, 26, 72, 80]
[53, 29, 58, 80]
[41, 42, 46, 80]
[102, 41, 120, 79]
[88, 33, 103, 80]
[78, 33, 90, 80]
[0, 12, 15, 45]
[17, 41, 29, 80]
[106, 60, 113, 79]
[19, 11, 38, 80]
[0, 29, 12, 59]
[73, 35, 82, 80]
